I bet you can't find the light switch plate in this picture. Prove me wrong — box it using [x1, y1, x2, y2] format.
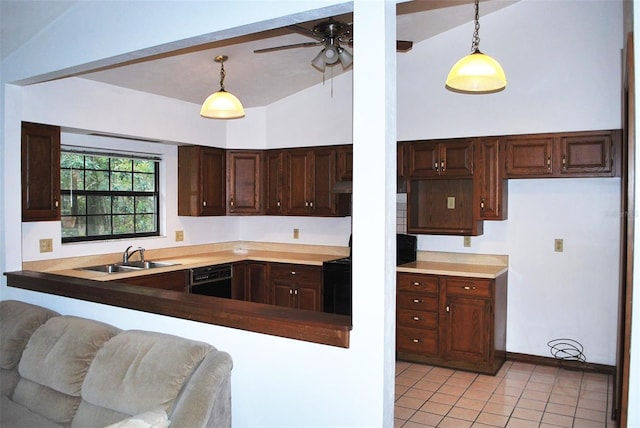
[175, 230, 184, 242]
[293, 228, 300, 239]
[554, 238, 564, 252]
[447, 197, 455, 209]
[39, 238, 53, 253]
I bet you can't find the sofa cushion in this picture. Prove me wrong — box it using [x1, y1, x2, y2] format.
[105, 408, 170, 428]
[80, 330, 212, 416]
[0, 300, 59, 370]
[1, 395, 62, 428]
[13, 316, 120, 425]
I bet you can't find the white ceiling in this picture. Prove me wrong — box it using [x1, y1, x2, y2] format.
[1, 1, 517, 109]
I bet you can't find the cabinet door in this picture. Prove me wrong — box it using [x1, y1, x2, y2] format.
[248, 261, 269, 304]
[504, 136, 554, 177]
[474, 138, 508, 220]
[310, 147, 337, 216]
[284, 149, 312, 215]
[406, 141, 440, 177]
[336, 145, 353, 181]
[559, 132, 614, 176]
[232, 261, 248, 300]
[178, 146, 225, 216]
[21, 122, 61, 222]
[442, 295, 491, 363]
[200, 148, 226, 215]
[227, 150, 262, 214]
[264, 150, 284, 215]
[440, 140, 474, 177]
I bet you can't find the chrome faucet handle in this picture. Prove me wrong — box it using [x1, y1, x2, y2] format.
[139, 248, 145, 263]
[123, 245, 133, 263]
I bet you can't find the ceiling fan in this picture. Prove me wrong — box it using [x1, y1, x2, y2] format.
[254, 18, 413, 71]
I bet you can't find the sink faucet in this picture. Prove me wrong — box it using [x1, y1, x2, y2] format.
[123, 246, 145, 264]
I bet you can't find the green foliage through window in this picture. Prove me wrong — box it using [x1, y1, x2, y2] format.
[60, 149, 160, 243]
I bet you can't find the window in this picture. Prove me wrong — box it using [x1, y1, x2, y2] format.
[60, 148, 160, 243]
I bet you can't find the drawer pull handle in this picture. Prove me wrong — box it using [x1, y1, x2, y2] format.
[412, 338, 420, 343]
[463, 286, 477, 290]
[412, 316, 420, 321]
[412, 299, 422, 303]
[291, 271, 296, 275]
[412, 282, 421, 286]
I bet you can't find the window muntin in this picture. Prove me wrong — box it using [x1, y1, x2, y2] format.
[61, 149, 160, 243]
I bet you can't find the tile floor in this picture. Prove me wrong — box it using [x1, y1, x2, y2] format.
[395, 360, 615, 428]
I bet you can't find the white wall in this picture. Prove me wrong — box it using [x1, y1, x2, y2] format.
[1, 0, 630, 427]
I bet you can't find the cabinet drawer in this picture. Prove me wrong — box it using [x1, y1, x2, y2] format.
[397, 326, 438, 354]
[445, 278, 492, 298]
[397, 309, 437, 330]
[397, 293, 438, 311]
[270, 264, 321, 283]
[397, 273, 438, 294]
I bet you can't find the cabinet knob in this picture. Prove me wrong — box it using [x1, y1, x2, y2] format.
[230, 199, 234, 208]
[446, 305, 450, 312]
[305, 201, 309, 207]
[289, 289, 293, 295]
[54, 199, 59, 208]
[547, 156, 552, 169]
[441, 160, 445, 172]
[309, 201, 313, 208]
[294, 289, 298, 295]
[412, 316, 421, 321]
[480, 199, 485, 210]
[202, 201, 207, 207]
[562, 155, 567, 169]
[291, 271, 296, 275]
[412, 299, 422, 303]
[412, 281, 421, 286]
[462, 285, 477, 290]
[434, 161, 439, 171]
[412, 338, 420, 343]
[277, 201, 281, 207]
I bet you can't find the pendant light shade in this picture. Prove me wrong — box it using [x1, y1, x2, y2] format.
[200, 55, 245, 119]
[446, 0, 506, 94]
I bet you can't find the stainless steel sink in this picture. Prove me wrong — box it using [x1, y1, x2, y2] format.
[78, 261, 179, 273]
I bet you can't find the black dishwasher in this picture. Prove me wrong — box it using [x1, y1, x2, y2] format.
[189, 264, 232, 298]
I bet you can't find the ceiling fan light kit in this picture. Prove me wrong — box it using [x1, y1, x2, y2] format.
[446, 0, 506, 94]
[200, 55, 245, 119]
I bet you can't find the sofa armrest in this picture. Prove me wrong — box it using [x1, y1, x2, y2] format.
[169, 350, 233, 428]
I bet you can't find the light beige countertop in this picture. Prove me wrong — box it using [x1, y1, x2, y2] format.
[23, 243, 508, 281]
[397, 251, 508, 279]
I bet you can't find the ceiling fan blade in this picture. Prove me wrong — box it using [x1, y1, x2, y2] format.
[254, 41, 323, 53]
[288, 23, 322, 40]
[397, 40, 413, 52]
[342, 39, 413, 52]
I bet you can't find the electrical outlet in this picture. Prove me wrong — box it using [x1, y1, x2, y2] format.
[447, 197, 456, 209]
[554, 238, 564, 252]
[464, 236, 471, 247]
[39, 238, 53, 253]
[293, 228, 300, 239]
[175, 230, 184, 242]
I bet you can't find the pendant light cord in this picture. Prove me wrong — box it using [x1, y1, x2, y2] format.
[471, 0, 481, 54]
[219, 62, 226, 91]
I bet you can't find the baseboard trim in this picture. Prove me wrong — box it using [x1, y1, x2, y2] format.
[507, 352, 615, 375]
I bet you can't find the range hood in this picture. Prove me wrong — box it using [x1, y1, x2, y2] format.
[332, 181, 353, 194]
[332, 179, 407, 194]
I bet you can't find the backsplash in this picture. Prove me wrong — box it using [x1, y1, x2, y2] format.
[397, 193, 407, 234]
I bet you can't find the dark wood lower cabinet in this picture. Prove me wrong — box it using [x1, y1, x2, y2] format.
[114, 270, 189, 292]
[232, 261, 269, 303]
[270, 263, 322, 311]
[396, 271, 508, 375]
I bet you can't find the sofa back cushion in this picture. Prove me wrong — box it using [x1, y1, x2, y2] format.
[72, 330, 212, 427]
[13, 316, 120, 425]
[0, 300, 59, 397]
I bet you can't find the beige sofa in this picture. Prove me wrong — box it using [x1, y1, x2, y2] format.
[0, 300, 232, 428]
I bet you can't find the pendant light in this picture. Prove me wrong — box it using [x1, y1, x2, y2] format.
[446, 0, 506, 94]
[200, 55, 245, 119]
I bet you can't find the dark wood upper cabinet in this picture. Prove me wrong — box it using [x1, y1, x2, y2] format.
[504, 135, 555, 177]
[284, 147, 337, 216]
[504, 130, 620, 178]
[264, 150, 284, 215]
[21, 122, 61, 222]
[227, 150, 262, 214]
[406, 139, 474, 178]
[336, 145, 353, 181]
[178, 146, 226, 216]
[559, 131, 618, 176]
[474, 138, 508, 221]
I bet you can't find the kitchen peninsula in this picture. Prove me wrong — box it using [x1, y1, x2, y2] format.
[7, 242, 508, 371]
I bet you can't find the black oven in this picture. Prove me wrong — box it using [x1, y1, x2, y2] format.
[322, 234, 417, 316]
[189, 264, 232, 298]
